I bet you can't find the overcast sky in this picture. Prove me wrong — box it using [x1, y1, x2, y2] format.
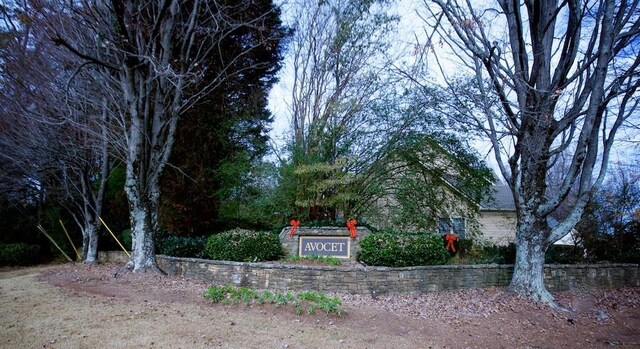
[266, 0, 639, 174]
[266, 0, 429, 151]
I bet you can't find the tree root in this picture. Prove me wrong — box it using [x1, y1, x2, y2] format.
[113, 263, 133, 278]
[129, 261, 167, 275]
[507, 283, 566, 310]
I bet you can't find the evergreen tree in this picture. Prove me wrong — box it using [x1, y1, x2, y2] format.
[160, 0, 288, 235]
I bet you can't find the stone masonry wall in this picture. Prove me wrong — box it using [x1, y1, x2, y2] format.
[154, 255, 640, 294]
[98, 251, 131, 264]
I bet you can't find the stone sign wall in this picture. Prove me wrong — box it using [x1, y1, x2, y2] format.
[279, 226, 371, 261]
[299, 236, 351, 258]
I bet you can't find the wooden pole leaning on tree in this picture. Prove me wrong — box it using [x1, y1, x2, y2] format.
[36, 225, 73, 262]
[98, 216, 130, 258]
[59, 219, 81, 260]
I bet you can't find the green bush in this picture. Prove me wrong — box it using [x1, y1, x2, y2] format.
[454, 238, 474, 255]
[484, 243, 516, 264]
[584, 230, 640, 263]
[157, 235, 207, 258]
[545, 245, 585, 264]
[204, 228, 283, 262]
[357, 232, 450, 267]
[121, 229, 132, 250]
[466, 243, 587, 265]
[454, 242, 495, 264]
[465, 243, 515, 264]
[0, 243, 41, 266]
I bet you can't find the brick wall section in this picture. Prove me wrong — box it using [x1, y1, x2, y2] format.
[154, 255, 640, 294]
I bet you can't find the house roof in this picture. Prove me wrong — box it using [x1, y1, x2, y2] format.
[481, 184, 516, 211]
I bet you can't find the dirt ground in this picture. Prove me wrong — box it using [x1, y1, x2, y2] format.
[0, 263, 638, 349]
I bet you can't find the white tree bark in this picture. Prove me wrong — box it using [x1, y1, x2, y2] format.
[35, 0, 281, 272]
[0, 3, 117, 263]
[425, 0, 640, 302]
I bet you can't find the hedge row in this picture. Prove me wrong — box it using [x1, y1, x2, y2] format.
[136, 227, 637, 266]
[205, 228, 283, 262]
[0, 243, 41, 266]
[357, 233, 450, 267]
[157, 235, 207, 259]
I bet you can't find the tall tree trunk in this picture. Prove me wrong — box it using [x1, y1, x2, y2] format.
[509, 221, 553, 303]
[126, 190, 160, 272]
[124, 126, 163, 272]
[81, 234, 89, 262]
[82, 222, 99, 264]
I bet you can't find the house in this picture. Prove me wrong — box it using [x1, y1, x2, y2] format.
[357, 136, 573, 245]
[359, 139, 491, 238]
[478, 184, 517, 245]
[477, 185, 581, 246]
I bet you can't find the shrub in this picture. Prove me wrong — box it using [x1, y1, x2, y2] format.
[445, 241, 517, 265]
[205, 228, 283, 262]
[583, 230, 640, 264]
[545, 245, 585, 264]
[121, 229, 132, 250]
[0, 243, 41, 266]
[482, 243, 516, 264]
[357, 232, 449, 267]
[454, 238, 474, 255]
[157, 235, 207, 259]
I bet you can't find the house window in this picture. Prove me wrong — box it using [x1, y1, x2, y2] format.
[438, 217, 466, 238]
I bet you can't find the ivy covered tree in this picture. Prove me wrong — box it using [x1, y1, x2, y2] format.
[274, 0, 494, 228]
[362, 133, 493, 233]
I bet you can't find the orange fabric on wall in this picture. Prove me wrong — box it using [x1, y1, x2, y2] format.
[289, 219, 301, 237]
[346, 219, 357, 238]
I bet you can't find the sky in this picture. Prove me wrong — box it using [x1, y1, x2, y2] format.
[265, 0, 508, 174]
[266, 0, 428, 154]
[266, 0, 639, 176]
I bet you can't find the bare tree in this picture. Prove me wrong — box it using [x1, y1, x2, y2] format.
[38, 0, 283, 271]
[288, 0, 400, 157]
[421, 0, 640, 302]
[283, 0, 402, 219]
[0, 2, 118, 263]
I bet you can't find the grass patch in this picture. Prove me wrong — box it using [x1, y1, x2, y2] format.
[287, 255, 342, 266]
[202, 285, 345, 316]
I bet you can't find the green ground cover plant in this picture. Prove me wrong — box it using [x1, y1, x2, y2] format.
[202, 285, 345, 316]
